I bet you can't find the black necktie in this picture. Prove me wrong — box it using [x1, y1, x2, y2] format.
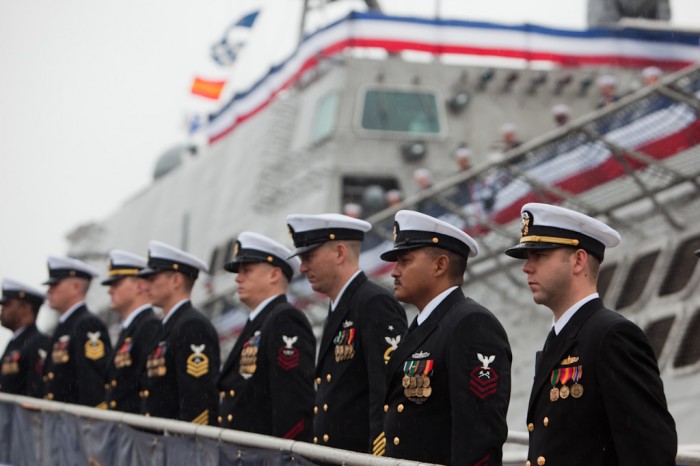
[543, 327, 556, 352]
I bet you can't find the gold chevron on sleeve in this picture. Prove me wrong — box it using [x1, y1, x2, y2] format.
[191, 409, 209, 425]
[372, 432, 386, 456]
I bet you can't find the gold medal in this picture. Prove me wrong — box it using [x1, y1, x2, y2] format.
[402, 375, 411, 388]
[571, 383, 584, 398]
[423, 386, 432, 397]
[416, 387, 424, 397]
[559, 385, 570, 399]
[409, 376, 417, 388]
[415, 375, 423, 388]
[550, 387, 559, 402]
[423, 375, 430, 387]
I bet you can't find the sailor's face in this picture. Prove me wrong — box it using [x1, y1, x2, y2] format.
[108, 277, 138, 313]
[144, 271, 174, 308]
[47, 278, 77, 313]
[299, 243, 336, 296]
[521, 248, 574, 311]
[0, 299, 21, 330]
[235, 262, 274, 308]
[391, 248, 435, 310]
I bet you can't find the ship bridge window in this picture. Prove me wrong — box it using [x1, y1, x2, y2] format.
[673, 309, 700, 369]
[310, 91, 338, 145]
[658, 235, 700, 296]
[597, 263, 617, 301]
[644, 316, 676, 360]
[361, 89, 440, 134]
[615, 250, 660, 310]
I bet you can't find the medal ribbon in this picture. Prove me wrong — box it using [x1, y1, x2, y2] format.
[423, 359, 434, 375]
[347, 328, 355, 345]
[402, 360, 418, 376]
[333, 331, 343, 345]
[560, 367, 573, 385]
[572, 365, 582, 382]
[550, 368, 560, 389]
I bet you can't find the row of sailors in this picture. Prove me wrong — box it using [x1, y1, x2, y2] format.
[1, 205, 682, 465]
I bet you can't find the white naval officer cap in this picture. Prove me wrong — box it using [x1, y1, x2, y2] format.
[224, 231, 300, 281]
[286, 213, 372, 257]
[101, 249, 148, 285]
[1, 278, 46, 306]
[504, 203, 621, 262]
[139, 240, 209, 279]
[44, 256, 100, 285]
[380, 210, 479, 262]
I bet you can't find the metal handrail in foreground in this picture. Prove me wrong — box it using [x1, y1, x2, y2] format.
[1, 393, 698, 465]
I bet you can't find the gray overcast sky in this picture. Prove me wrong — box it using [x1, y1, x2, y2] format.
[0, 0, 698, 287]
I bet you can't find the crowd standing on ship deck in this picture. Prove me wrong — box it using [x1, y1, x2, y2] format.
[0, 203, 681, 465]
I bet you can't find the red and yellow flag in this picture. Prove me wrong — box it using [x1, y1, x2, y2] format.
[191, 77, 226, 100]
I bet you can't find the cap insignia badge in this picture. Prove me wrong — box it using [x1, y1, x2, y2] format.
[521, 211, 532, 237]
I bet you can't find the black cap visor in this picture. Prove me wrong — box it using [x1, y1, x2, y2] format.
[504, 242, 563, 259]
[287, 242, 324, 259]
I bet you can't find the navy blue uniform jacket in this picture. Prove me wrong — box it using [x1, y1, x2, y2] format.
[218, 294, 315, 440]
[527, 298, 677, 465]
[384, 288, 511, 465]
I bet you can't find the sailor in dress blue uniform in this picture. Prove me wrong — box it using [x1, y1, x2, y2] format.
[217, 231, 315, 440]
[505, 203, 677, 466]
[101, 249, 161, 413]
[42, 256, 112, 406]
[0, 278, 50, 398]
[286, 213, 407, 454]
[139, 241, 220, 425]
[380, 210, 511, 465]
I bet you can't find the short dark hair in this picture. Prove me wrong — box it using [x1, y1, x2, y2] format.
[428, 247, 467, 285]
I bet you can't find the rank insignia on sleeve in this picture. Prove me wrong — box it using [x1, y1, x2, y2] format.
[52, 335, 70, 364]
[403, 358, 433, 404]
[146, 341, 167, 377]
[240, 331, 261, 379]
[334, 327, 355, 362]
[469, 353, 499, 400]
[1, 350, 21, 375]
[383, 335, 401, 364]
[278, 335, 300, 370]
[187, 344, 209, 378]
[114, 337, 133, 368]
[85, 332, 105, 361]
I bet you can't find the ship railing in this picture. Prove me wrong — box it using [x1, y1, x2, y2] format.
[2, 393, 699, 465]
[0, 392, 525, 465]
[362, 62, 700, 282]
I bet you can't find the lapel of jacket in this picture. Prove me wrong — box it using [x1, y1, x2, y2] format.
[528, 298, 602, 415]
[221, 295, 285, 375]
[317, 272, 367, 362]
[386, 288, 463, 379]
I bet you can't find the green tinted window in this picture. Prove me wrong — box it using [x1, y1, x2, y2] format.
[310, 92, 338, 144]
[361, 89, 440, 134]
